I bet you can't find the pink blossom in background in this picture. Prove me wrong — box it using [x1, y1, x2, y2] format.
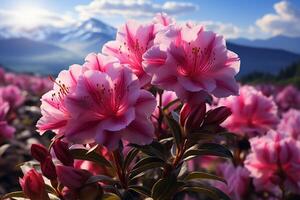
[277, 109, 300, 139]
[103, 20, 155, 86]
[276, 85, 300, 111]
[255, 84, 279, 97]
[215, 162, 250, 200]
[82, 53, 118, 72]
[245, 130, 300, 196]
[153, 90, 178, 117]
[37, 64, 83, 135]
[152, 12, 175, 33]
[0, 85, 25, 108]
[143, 23, 240, 103]
[219, 85, 279, 137]
[64, 65, 156, 149]
[0, 99, 15, 142]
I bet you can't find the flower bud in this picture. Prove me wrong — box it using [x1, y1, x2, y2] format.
[41, 156, 57, 180]
[56, 165, 91, 189]
[31, 143, 49, 163]
[185, 103, 206, 131]
[179, 103, 191, 127]
[53, 139, 74, 166]
[204, 106, 231, 125]
[19, 169, 50, 200]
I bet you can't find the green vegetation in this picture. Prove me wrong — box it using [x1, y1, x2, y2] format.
[241, 61, 300, 88]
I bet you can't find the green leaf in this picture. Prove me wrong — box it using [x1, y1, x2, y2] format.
[124, 148, 139, 170]
[130, 143, 165, 160]
[102, 193, 121, 200]
[132, 157, 164, 171]
[129, 160, 165, 180]
[45, 184, 59, 196]
[183, 143, 233, 161]
[70, 148, 113, 168]
[182, 185, 231, 200]
[185, 172, 226, 184]
[1, 191, 26, 199]
[129, 185, 151, 197]
[151, 176, 184, 200]
[86, 144, 99, 154]
[165, 115, 183, 148]
[162, 99, 180, 112]
[0, 144, 10, 157]
[85, 175, 118, 185]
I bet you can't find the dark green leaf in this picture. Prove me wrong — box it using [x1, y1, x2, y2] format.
[185, 171, 226, 184]
[151, 176, 184, 200]
[1, 191, 26, 199]
[102, 193, 121, 200]
[85, 175, 118, 185]
[45, 184, 59, 196]
[182, 185, 231, 200]
[132, 157, 164, 171]
[165, 115, 182, 148]
[70, 148, 113, 168]
[183, 143, 233, 161]
[130, 143, 165, 160]
[86, 144, 99, 154]
[162, 99, 180, 112]
[129, 162, 165, 180]
[124, 148, 139, 170]
[128, 185, 151, 197]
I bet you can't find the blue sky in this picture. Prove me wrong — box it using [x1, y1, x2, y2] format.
[1, 0, 300, 39]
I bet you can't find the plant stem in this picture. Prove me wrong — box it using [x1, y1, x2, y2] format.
[112, 149, 128, 190]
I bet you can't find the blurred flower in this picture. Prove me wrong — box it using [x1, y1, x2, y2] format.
[0, 85, 24, 108]
[276, 85, 300, 111]
[0, 99, 15, 142]
[215, 162, 250, 200]
[143, 23, 240, 103]
[219, 85, 279, 137]
[277, 109, 300, 139]
[245, 130, 300, 196]
[19, 169, 50, 200]
[103, 20, 155, 86]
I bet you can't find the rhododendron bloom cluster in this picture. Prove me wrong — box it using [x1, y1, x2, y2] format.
[219, 85, 279, 137]
[245, 130, 300, 196]
[277, 109, 300, 139]
[143, 23, 240, 103]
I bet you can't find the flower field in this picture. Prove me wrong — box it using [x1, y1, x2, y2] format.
[0, 13, 300, 200]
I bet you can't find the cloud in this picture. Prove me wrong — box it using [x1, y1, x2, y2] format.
[256, 1, 300, 37]
[75, 0, 198, 19]
[183, 20, 241, 39]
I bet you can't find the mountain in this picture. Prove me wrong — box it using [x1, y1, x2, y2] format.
[227, 43, 300, 77]
[230, 35, 300, 54]
[0, 38, 82, 75]
[0, 18, 299, 77]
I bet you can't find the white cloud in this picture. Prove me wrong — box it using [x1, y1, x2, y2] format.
[256, 1, 300, 37]
[75, 0, 198, 19]
[184, 20, 241, 39]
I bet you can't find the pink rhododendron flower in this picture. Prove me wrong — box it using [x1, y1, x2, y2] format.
[143, 23, 240, 102]
[276, 85, 300, 111]
[277, 109, 300, 139]
[215, 162, 250, 200]
[103, 20, 155, 86]
[64, 65, 156, 149]
[245, 130, 300, 196]
[0, 85, 24, 108]
[218, 85, 279, 137]
[0, 99, 15, 142]
[37, 64, 83, 135]
[153, 90, 178, 118]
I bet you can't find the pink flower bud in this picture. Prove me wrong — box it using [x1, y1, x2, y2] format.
[19, 169, 50, 200]
[180, 103, 206, 132]
[179, 103, 191, 127]
[53, 139, 74, 166]
[204, 106, 232, 125]
[41, 156, 57, 180]
[56, 165, 91, 189]
[31, 143, 49, 163]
